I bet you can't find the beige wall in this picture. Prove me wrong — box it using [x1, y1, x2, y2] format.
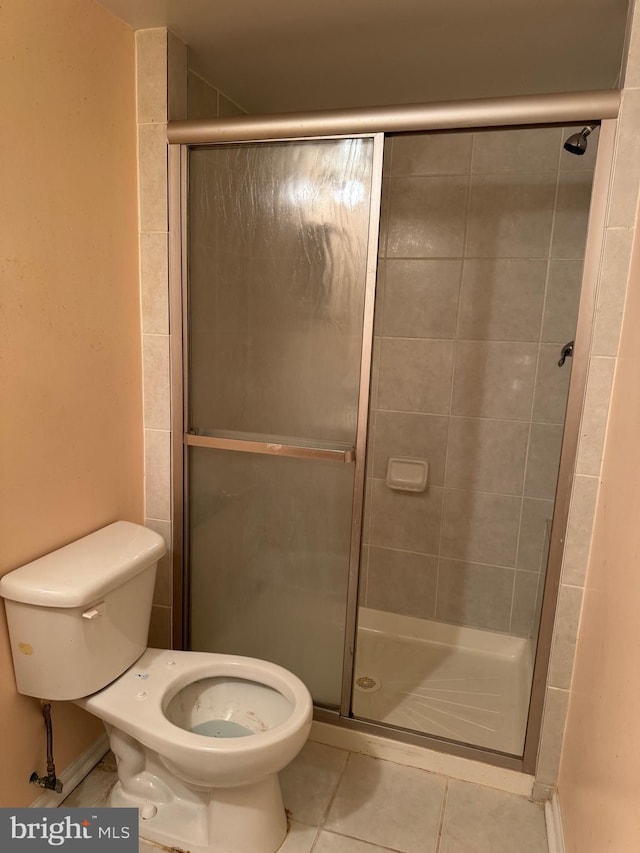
[558, 111, 640, 853]
[555, 3, 640, 846]
[0, 0, 142, 807]
[558, 213, 640, 853]
[557, 118, 640, 853]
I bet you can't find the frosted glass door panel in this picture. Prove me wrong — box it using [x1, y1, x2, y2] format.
[189, 447, 354, 707]
[186, 136, 379, 708]
[188, 138, 374, 443]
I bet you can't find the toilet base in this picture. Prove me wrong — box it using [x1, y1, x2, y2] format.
[111, 772, 288, 853]
[106, 725, 288, 853]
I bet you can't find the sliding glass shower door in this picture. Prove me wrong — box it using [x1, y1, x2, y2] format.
[185, 137, 382, 707]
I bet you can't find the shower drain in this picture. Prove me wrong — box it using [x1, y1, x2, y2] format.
[354, 674, 382, 693]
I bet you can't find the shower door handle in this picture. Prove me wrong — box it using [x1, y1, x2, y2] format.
[185, 430, 356, 463]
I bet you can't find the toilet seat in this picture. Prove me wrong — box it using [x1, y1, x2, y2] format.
[76, 648, 312, 787]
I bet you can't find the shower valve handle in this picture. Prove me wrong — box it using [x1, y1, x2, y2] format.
[558, 341, 574, 367]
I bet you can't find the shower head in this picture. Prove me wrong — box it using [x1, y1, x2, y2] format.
[563, 125, 597, 156]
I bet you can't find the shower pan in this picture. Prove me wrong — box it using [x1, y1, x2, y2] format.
[167, 93, 616, 773]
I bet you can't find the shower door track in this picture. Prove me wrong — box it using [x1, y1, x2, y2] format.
[168, 101, 619, 777]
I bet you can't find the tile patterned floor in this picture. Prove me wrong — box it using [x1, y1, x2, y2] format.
[67, 742, 548, 853]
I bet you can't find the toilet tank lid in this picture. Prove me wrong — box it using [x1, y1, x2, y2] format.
[0, 522, 166, 608]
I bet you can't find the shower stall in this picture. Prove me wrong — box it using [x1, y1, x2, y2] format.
[168, 93, 616, 772]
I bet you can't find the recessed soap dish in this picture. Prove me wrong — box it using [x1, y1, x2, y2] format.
[386, 457, 429, 492]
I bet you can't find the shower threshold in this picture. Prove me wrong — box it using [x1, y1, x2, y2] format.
[353, 609, 533, 756]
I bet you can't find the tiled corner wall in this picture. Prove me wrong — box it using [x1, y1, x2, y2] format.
[136, 28, 187, 648]
[361, 127, 594, 640]
[136, 30, 247, 649]
[535, 17, 640, 793]
[187, 67, 246, 120]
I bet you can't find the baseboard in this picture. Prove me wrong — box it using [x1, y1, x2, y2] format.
[545, 792, 566, 853]
[29, 733, 109, 808]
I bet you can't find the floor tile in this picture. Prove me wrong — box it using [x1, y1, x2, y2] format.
[93, 780, 118, 808]
[66, 743, 548, 853]
[139, 820, 317, 852]
[439, 779, 547, 853]
[324, 753, 446, 853]
[61, 764, 117, 807]
[313, 830, 398, 852]
[279, 820, 318, 852]
[280, 741, 349, 826]
[99, 750, 118, 771]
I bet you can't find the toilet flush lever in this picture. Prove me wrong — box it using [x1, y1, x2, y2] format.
[82, 603, 104, 620]
[558, 341, 574, 367]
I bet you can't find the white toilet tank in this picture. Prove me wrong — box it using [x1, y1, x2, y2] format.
[0, 521, 166, 700]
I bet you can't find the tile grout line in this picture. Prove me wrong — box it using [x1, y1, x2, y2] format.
[315, 748, 353, 834]
[436, 235, 466, 621]
[306, 824, 323, 853]
[312, 826, 412, 853]
[309, 751, 434, 853]
[434, 777, 451, 853]
[368, 406, 569, 423]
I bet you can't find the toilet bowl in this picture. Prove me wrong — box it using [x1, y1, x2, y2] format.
[0, 522, 312, 853]
[78, 648, 312, 852]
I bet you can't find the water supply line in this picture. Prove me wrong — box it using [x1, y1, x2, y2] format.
[29, 702, 63, 793]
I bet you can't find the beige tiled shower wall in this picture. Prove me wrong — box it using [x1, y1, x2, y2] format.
[136, 30, 245, 648]
[535, 65, 640, 793]
[361, 127, 595, 638]
[187, 67, 246, 120]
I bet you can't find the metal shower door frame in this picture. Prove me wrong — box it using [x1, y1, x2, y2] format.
[168, 133, 385, 712]
[168, 97, 620, 776]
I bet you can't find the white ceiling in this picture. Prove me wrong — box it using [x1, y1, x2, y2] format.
[98, 0, 629, 114]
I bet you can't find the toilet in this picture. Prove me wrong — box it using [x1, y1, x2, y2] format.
[0, 521, 313, 853]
